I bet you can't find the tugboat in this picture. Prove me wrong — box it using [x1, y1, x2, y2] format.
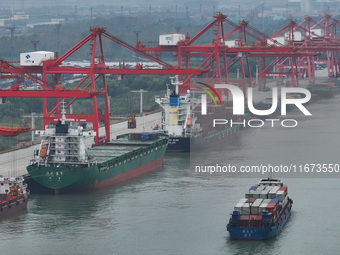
[0, 176, 29, 219]
[155, 76, 238, 152]
[227, 178, 293, 240]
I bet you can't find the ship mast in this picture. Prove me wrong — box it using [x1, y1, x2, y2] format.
[170, 75, 182, 94]
[60, 101, 67, 125]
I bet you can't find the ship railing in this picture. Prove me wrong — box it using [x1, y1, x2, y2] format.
[47, 152, 80, 156]
[49, 141, 80, 145]
[38, 158, 48, 167]
[51, 141, 79, 145]
[38, 161, 92, 167]
[34, 157, 91, 164]
[51, 132, 83, 137]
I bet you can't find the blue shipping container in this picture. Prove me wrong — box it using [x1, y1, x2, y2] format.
[139, 133, 150, 141]
[270, 199, 279, 204]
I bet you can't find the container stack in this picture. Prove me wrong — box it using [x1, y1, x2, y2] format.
[231, 184, 289, 228]
[128, 133, 160, 141]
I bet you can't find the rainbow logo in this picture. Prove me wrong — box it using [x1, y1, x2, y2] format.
[197, 82, 223, 106]
[197, 82, 223, 115]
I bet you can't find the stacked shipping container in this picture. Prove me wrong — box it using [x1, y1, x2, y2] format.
[232, 184, 289, 227]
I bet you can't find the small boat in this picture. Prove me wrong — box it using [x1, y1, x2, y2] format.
[0, 176, 30, 219]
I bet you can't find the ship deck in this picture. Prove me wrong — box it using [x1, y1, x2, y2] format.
[86, 138, 163, 164]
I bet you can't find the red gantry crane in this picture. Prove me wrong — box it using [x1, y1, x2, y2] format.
[137, 13, 318, 94]
[1, 15, 337, 140]
[0, 27, 206, 144]
[270, 15, 340, 84]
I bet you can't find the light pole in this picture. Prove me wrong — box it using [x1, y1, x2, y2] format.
[133, 30, 140, 42]
[256, 65, 259, 86]
[261, 3, 265, 32]
[131, 89, 148, 115]
[9, 26, 15, 61]
[31, 112, 36, 144]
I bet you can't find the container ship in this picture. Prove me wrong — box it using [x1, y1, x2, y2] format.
[226, 178, 293, 240]
[26, 110, 168, 194]
[0, 176, 29, 219]
[155, 76, 238, 152]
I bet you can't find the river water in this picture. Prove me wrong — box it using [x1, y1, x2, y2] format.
[1, 95, 340, 255]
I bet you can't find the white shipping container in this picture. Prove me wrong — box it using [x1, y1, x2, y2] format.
[250, 206, 260, 214]
[310, 28, 324, 38]
[256, 186, 265, 191]
[281, 196, 288, 206]
[245, 190, 255, 198]
[263, 199, 271, 204]
[234, 202, 245, 212]
[20, 51, 55, 66]
[267, 36, 288, 46]
[253, 199, 263, 207]
[251, 198, 263, 214]
[260, 190, 269, 199]
[276, 190, 285, 202]
[159, 34, 185, 46]
[224, 40, 239, 47]
[285, 31, 305, 41]
[268, 194, 277, 199]
[239, 198, 248, 204]
[241, 203, 250, 214]
[253, 190, 262, 199]
[259, 203, 269, 213]
[268, 186, 280, 198]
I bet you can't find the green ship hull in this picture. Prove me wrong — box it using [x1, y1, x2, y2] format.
[27, 133, 168, 193]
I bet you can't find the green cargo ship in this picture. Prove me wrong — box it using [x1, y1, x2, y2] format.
[27, 115, 168, 194]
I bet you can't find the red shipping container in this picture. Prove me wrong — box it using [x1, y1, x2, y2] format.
[279, 186, 288, 196]
[239, 215, 250, 227]
[266, 203, 277, 214]
[241, 215, 262, 220]
[238, 220, 248, 227]
[238, 215, 263, 228]
[250, 215, 262, 228]
[252, 215, 262, 220]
